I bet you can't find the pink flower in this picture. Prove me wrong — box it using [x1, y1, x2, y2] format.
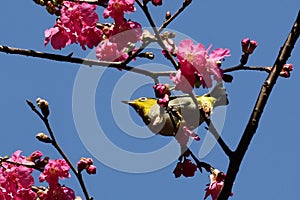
[170, 69, 195, 93]
[39, 185, 75, 200]
[173, 159, 197, 178]
[45, 1, 102, 50]
[0, 151, 35, 198]
[15, 188, 37, 200]
[39, 159, 70, 187]
[44, 23, 75, 50]
[61, 2, 98, 30]
[109, 19, 142, 49]
[96, 40, 128, 62]
[204, 169, 233, 200]
[78, 26, 103, 50]
[104, 0, 135, 23]
[172, 39, 230, 91]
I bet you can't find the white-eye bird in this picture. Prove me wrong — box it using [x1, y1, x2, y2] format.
[122, 83, 228, 138]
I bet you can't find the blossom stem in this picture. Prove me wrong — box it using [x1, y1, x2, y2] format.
[26, 100, 93, 200]
[0, 158, 43, 172]
[66, 0, 108, 7]
[158, 0, 192, 31]
[188, 93, 233, 157]
[223, 65, 271, 73]
[187, 148, 211, 173]
[124, 0, 191, 65]
[136, 0, 180, 70]
[218, 10, 300, 200]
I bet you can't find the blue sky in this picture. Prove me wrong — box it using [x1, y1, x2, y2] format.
[0, 1, 299, 199]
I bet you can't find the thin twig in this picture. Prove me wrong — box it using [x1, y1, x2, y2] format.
[188, 93, 233, 157]
[187, 148, 211, 173]
[203, 116, 233, 157]
[66, 0, 108, 7]
[218, 10, 300, 200]
[223, 65, 271, 73]
[136, 0, 179, 70]
[0, 158, 44, 172]
[26, 100, 92, 200]
[125, 0, 192, 64]
[158, 0, 192, 32]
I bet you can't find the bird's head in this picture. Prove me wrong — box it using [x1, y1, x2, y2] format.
[122, 97, 158, 124]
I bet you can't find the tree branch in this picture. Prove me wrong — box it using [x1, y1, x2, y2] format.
[218, 10, 300, 200]
[26, 100, 93, 200]
[0, 45, 158, 79]
[223, 65, 271, 73]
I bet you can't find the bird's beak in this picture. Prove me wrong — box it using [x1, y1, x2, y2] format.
[121, 100, 132, 105]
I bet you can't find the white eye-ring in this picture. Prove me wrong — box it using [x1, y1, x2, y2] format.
[138, 97, 148, 102]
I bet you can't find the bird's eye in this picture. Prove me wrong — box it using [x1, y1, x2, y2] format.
[138, 97, 148, 102]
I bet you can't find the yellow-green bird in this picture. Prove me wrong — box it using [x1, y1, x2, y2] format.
[122, 83, 228, 137]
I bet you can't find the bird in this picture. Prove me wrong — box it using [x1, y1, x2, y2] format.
[122, 83, 228, 138]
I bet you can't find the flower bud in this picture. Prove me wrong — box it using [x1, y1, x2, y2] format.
[77, 159, 88, 172]
[241, 38, 250, 53]
[36, 98, 50, 118]
[280, 64, 293, 78]
[248, 40, 258, 54]
[28, 150, 43, 162]
[36, 132, 52, 143]
[86, 165, 97, 174]
[165, 11, 171, 20]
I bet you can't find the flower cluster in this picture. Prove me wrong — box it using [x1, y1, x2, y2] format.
[173, 158, 197, 178]
[0, 151, 36, 199]
[45, 1, 102, 50]
[97, 0, 142, 62]
[171, 39, 230, 92]
[0, 150, 77, 199]
[204, 168, 233, 200]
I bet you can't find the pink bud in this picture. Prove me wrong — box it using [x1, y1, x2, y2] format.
[248, 40, 258, 54]
[86, 165, 97, 174]
[283, 63, 293, 71]
[77, 159, 88, 172]
[241, 38, 250, 53]
[280, 71, 290, 78]
[29, 150, 43, 161]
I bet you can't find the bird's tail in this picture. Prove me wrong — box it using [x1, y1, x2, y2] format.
[204, 82, 229, 107]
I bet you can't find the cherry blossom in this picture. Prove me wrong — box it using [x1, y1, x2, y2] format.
[104, 0, 136, 23]
[173, 159, 197, 178]
[171, 39, 230, 92]
[39, 159, 70, 187]
[204, 168, 233, 200]
[45, 1, 102, 50]
[96, 39, 128, 62]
